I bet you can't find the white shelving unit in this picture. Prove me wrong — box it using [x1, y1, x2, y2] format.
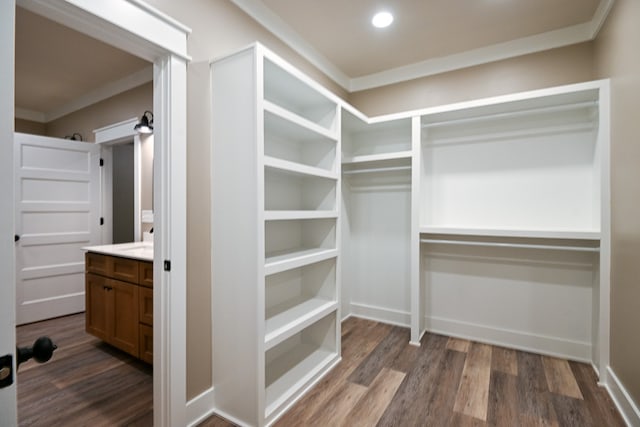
[211, 42, 611, 425]
[340, 109, 419, 338]
[417, 82, 610, 367]
[211, 44, 341, 427]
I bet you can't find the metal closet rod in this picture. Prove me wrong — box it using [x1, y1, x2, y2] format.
[343, 165, 411, 175]
[421, 100, 598, 129]
[419, 238, 600, 252]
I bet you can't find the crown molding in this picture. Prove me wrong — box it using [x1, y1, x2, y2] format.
[229, 0, 350, 89]
[232, 0, 614, 92]
[15, 107, 46, 122]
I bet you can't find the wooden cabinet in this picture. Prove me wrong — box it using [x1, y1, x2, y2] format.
[85, 253, 152, 363]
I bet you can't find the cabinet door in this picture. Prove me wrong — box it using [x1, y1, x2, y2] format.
[86, 253, 109, 276]
[139, 324, 153, 364]
[111, 257, 139, 284]
[108, 279, 139, 357]
[139, 286, 153, 326]
[85, 273, 109, 341]
[139, 261, 153, 287]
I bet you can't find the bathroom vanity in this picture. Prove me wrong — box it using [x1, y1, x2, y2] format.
[83, 243, 153, 363]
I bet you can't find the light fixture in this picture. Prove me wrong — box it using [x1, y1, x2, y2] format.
[64, 132, 83, 141]
[134, 110, 154, 134]
[372, 11, 393, 28]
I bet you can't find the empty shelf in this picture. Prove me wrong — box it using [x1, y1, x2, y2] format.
[342, 150, 413, 165]
[265, 247, 338, 275]
[264, 156, 338, 180]
[419, 226, 601, 240]
[265, 344, 338, 417]
[264, 211, 338, 220]
[265, 298, 337, 350]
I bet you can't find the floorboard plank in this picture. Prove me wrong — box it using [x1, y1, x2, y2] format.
[347, 326, 407, 386]
[487, 370, 520, 427]
[341, 368, 405, 427]
[424, 349, 467, 426]
[453, 342, 492, 421]
[570, 362, 627, 427]
[549, 394, 593, 427]
[305, 381, 368, 426]
[541, 356, 583, 400]
[491, 346, 518, 376]
[447, 337, 471, 353]
[516, 351, 560, 427]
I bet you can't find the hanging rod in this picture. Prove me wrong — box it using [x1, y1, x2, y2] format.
[419, 238, 600, 252]
[343, 166, 411, 175]
[421, 100, 597, 129]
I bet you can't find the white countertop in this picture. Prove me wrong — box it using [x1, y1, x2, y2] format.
[83, 242, 154, 262]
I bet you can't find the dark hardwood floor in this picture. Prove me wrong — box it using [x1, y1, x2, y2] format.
[18, 314, 624, 427]
[203, 317, 625, 427]
[16, 313, 153, 427]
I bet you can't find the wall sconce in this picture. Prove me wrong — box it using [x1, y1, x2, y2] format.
[134, 111, 154, 134]
[64, 132, 83, 141]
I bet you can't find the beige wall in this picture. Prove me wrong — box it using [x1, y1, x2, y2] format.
[143, 0, 348, 399]
[594, 0, 640, 408]
[349, 42, 595, 116]
[46, 82, 152, 142]
[15, 118, 45, 135]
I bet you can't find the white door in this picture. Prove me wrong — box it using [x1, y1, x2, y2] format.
[14, 133, 102, 325]
[0, 0, 16, 422]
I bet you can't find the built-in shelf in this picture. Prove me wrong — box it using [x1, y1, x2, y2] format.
[265, 345, 337, 417]
[264, 156, 338, 180]
[419, 226, 601, 240]
[265, 298, 337, 350]
[265, 247, 338, 276]
[264, 100, 337, 142]
[264, 210, 338, 221]
[342, 150, 412, 165]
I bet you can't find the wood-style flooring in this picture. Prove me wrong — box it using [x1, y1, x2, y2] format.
[202, 317, 625, 427]
[16, 313, 153, 426]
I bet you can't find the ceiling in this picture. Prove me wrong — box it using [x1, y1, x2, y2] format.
[15, 6, 151, 123]
[14, 0, 614, 119]
[233, 0, 612, 91]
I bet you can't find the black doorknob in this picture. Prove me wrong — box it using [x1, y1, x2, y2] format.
[17, 336, 57, 367]
[14, 235, 19, 242]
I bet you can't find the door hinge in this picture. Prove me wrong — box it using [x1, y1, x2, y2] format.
[100, 217, 104, 226]
[164, 260, 171, 272]
[99, 158, 104, 167]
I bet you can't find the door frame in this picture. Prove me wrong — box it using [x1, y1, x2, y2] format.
[5, 1, 191, 426]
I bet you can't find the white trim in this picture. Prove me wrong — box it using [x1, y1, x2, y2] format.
[17, 0, 191, 62]
[350, 302, 411, 327]
[229, 0, 350, 90]
[15, 107, 45, 123]
[133, 135, 142, 242]
[186, 387, 216, 427]
[94, 117, 139, 144]
[230, 0, 613, 91]
[605, 366, 640, 427]
[46, 66, 153, 122]
[349, 22, 592, 91]
[425, 316, 592, 363]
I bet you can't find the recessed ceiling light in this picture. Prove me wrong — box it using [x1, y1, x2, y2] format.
[372, 11, 393, 28]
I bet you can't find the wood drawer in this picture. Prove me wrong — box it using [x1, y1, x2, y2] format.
[139, 261, 153, 287]
[139, 324, 153, 364]
[86, 252, 109, 276]
[111, 256, 139, 284]
[139, 286, 153, 326]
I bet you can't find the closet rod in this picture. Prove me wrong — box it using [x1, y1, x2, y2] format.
[420, 238, 600, 252]
[421, 100, 597, 129]
[343, 166, 411, 175]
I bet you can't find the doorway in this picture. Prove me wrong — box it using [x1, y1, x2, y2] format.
[1, 1, 189, 426]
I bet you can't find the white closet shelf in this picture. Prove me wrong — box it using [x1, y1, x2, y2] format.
[265, 247, 338, 276]
[265, 298, 337, 350]
[264, 100, 337, 141]
[419, 226, 601, 240]
[264, 210, 338, 220]
[264, 156, 337, 180]
[265, 345, 338, 417]
[342, 150, 413, 165]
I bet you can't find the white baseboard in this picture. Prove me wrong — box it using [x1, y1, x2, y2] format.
[186, 387, 216, 427]
[605, 366, 640, 427]
[350, 302, 410, 327]
[425, 316, 592, 362]
[213, 408, 253, 427]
